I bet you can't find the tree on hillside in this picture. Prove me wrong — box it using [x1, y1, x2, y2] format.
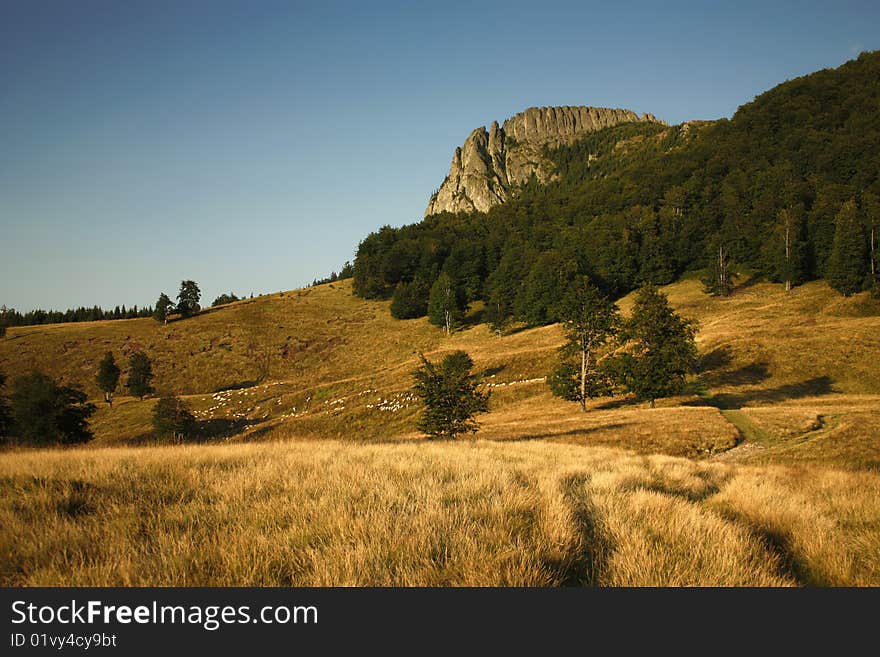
[827, 199, 867, 296]
[212, 292, 239, 307]
[427, 272, 466, 334]
[548, 277, 620, 412]
[96, 351, 121, 408]
[862, 191, 879, 294]
[152, 396, 196, 442]
[763, 206, 808, 291]
[126, 352, 154, 400]
[176, 280, 201, 317]
[614, 285, 698, 407]
[411, 351, 490, 439]
[153, 293, 174, 324]
[702, 240, 735, 297]
[9, 371, 95, 445]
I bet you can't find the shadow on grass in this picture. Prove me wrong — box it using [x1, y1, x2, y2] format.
[495, 423, 629, 443]
[214, 380, 261, 393]
[690, 376, 835, 410]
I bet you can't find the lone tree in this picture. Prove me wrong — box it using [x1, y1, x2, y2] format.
[427, 272, 466, 334]
[412, 350, 490, 439]
[176, 280, 201, 318]
[152, 396, 196, 442]
[827, 199, 867, 296]
[153, 293, 174, 324]
[126, 351, 154, 400]
[614, 285, 698, 407]
[9, 371, 95, 445]
[548, 277, 621, 412]
[96, 351, 121, 407]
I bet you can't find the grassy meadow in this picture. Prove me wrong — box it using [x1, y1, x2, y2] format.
[3, 439, 878, 586]
[1, 276, 879, 586]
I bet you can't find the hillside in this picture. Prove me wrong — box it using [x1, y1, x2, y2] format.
[2, 276, 878, 469]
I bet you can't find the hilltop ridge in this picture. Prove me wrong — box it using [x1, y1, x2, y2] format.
[425, 105, 665, 215]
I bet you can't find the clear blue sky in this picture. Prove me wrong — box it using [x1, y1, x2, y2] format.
[2, 0, 877, 312]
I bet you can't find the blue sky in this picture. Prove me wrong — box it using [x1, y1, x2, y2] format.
[1, 0, 877, 312]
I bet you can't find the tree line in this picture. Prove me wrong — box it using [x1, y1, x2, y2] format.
[1, 348, 195, 446]
[352, 52, 880, 329]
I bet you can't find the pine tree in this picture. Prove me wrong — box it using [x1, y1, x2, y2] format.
[152, 396, 196, 442]
[9, 371, 96, 445]
[176, 280, 201, 317]
[153, 293, 174, 324]
[827, 199, 867, 296]
[427, 272, 466, 334]
[614, 285, 698, 407]
[862, 191, 879, 293]
[126, 352, 154, 400]
[96, 351, 121, 408]
[411, 351, 490, 439]
[548, 277, 620, 412]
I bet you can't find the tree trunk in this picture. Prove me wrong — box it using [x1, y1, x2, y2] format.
[444, 309, 450, 334]
[871, 226, 876, 279]
[580, 337, 587, 412]
[650, 399, 655, 409]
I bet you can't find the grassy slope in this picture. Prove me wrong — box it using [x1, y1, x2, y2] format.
[2, 276, 878, 467]
[2, 278, 880, 586]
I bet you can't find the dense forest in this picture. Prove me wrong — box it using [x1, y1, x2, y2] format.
[0, 304, 154, 328]
[352, 52, 880, 327]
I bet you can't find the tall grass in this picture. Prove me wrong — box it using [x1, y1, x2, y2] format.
[2, 440, 877, 586]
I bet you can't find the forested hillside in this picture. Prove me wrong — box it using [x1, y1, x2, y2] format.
[353, 52, 880, 327]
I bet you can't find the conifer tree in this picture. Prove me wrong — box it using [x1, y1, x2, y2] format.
[125, 352, 154, 400]
[153, 293, 174, 324]
[827, 199, 867, 296]
[614, 285, 698, 407]
[96, 351, 121, 408]
[176, 280, 201, 318]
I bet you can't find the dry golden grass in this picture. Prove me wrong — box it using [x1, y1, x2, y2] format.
[2, 439, 878, 586]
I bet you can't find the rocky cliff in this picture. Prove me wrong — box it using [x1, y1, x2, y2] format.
[425, 106, 664, 216]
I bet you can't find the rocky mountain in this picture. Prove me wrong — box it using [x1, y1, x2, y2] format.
[425, 106, 665, 216]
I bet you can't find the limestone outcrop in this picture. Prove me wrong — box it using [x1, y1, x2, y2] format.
[426, 106, 664, 216]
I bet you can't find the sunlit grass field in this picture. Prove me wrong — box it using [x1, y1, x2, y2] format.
[1, 276, 879, 586]
[2, 439, 878, 586]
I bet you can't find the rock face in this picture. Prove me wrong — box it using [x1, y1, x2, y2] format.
[426, 106, 665, 216]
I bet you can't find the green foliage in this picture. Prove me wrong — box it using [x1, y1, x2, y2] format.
[8, 371, 95, 445]
[152, 396, 197, 442]
[411, 351, 490, 439]
[427, 272, 466, 333]
[211, 292, 240, 307]
[827, 199, 868, 296]
[390, 275, 430, 319]
[353, 53, 880, 317]
[614, 285, 698, 406]
[176, 280, 201, 317]
[96, 351, 121, 407]
[762, 206, 809, 289]
[702, 241, 736, 297]
[515, 251, 577, 326]
[549, 277, 620, 410]
[153, 293, 174, 323]
[125, 351, 154, 400]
